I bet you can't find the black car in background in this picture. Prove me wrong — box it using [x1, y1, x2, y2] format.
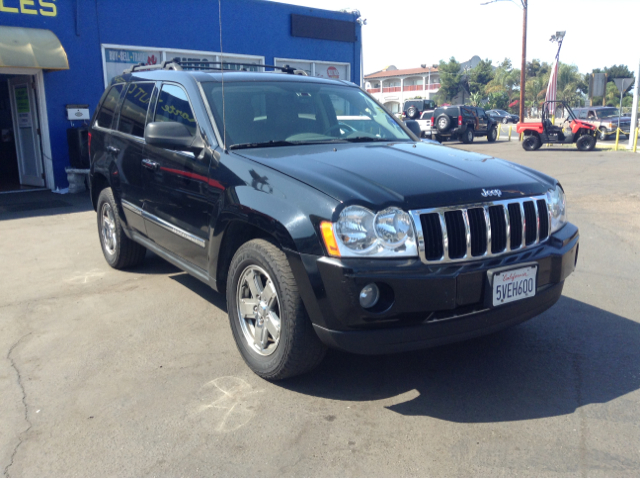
[432, 105, 498, 143]
[89, 60, 578, 379]
[487, 109, 520, 124]
[402, 99, 437, 119]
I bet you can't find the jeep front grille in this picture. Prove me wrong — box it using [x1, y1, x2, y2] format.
[411, 195, 550, 264]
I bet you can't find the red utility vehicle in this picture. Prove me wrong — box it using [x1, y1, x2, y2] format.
[517, 100, 597, 151]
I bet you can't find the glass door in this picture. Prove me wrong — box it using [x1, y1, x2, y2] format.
[8, 75, 44, 187]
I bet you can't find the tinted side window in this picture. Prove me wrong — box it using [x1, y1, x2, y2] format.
[116, 82, 155, 137]
[154, 84, 197, 136]
[576, 109, 587, 119]
[96, 85, 123, 129]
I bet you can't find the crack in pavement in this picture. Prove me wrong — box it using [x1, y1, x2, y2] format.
[3, 333, 32, 478]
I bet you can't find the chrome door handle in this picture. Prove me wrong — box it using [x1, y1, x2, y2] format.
[141, 159, 159, 170]
[106, 145, 120, 154]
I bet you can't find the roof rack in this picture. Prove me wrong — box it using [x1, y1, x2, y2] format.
[123, 57, 308, 76]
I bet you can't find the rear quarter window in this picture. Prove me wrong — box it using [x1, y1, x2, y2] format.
[95, 84, 124, 129]
[116, 82, 155, 137]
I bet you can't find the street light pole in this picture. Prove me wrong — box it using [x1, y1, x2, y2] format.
[519, 0, 527, 122]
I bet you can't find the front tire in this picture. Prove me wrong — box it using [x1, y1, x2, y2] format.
[96, 188, 146, 269]
[502, 118, 508, 124]
[522, 134, 541, 151]
[226, 239, 326, 380]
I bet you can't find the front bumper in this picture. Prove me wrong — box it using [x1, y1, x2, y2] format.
[287, 223, 579, 355]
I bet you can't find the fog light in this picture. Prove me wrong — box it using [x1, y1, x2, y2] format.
[359, 283, 380, 309]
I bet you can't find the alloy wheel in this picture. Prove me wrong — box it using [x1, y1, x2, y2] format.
[236, 265, 281, 356]
[101, 202, 117, 255]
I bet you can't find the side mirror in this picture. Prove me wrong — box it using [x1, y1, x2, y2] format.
[404, 119, 421, 137]
[144, 121, 204, 151]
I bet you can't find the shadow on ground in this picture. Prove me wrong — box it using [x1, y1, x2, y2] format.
[279, 296, 640, 423]
[0, 190, 93, 220]
[169, 272, 228, 312]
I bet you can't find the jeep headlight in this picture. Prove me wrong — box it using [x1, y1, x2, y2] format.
[547, 184, 567, 234]
[321, 206, 418, 257]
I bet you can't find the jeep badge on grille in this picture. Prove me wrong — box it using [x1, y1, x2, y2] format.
[481, 189, 502, 197]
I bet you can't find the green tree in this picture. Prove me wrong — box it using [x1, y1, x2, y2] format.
[526, 59, 550, 78]
[605, 65, 634, 82]
[486, 62, 520, 106]
[485, 91, 509, 110]
[467, 58, 494, 96]
[436, 57, 463, 103]
[469, 92, 482, 107]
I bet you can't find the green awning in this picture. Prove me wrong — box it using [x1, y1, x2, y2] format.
[0, 26, 69, 70]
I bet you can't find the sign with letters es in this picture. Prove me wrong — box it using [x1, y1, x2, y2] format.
[0, 0, 57, 16]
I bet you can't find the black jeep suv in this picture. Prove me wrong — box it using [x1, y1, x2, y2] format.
[89, 60, 578, 379]
[403, 99, 437, 119]
[432, 105, 498, 143]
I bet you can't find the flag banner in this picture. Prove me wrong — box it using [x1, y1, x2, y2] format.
[545, 59, 559, 115]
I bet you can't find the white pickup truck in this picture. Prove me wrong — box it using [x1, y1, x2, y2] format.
[415, 110, 435, 138]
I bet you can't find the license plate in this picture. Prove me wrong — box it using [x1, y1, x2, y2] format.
[492, 265, 537, 307]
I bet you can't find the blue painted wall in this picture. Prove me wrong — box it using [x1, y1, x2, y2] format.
[0, 0, 361, 190]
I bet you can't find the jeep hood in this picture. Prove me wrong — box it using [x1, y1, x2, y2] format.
[234, 142, 556, 210]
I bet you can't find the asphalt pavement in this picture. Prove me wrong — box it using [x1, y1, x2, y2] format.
[1, 141, 639, 476]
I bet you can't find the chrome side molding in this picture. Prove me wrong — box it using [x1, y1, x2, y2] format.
[121, 199, 206, 248]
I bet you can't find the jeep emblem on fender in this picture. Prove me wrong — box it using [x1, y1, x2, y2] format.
[481, 188, 502, 197]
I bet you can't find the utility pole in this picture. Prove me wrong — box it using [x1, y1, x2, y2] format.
[519, 0, 527, 122]
[629, 59, 639, 150]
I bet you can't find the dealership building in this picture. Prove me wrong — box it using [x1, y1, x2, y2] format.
[0, 0, 362, 193]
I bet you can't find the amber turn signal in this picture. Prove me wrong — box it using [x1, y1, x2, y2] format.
[320, 221, 341, 257]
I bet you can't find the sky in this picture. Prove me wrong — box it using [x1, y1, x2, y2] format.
[274, 0, 639, 76]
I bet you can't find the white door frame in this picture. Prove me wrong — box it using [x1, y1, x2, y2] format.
[0, 67, 54, 190]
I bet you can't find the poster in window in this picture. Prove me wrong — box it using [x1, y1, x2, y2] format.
[104, 48, 162, 85]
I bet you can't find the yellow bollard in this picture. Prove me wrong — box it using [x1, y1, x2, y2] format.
[614, 128, 620, 151]
[520, 132, 523, 142]
[497, 125, 501, 140]
[634, 127, 639, 153]
[508, 125, 512, 141]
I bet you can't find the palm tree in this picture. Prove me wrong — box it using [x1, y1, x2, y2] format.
[486, 66, 521, 107]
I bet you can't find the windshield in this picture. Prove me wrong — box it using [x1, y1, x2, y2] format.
[202, 80, 412, 148]
[595, 108, 621, 119]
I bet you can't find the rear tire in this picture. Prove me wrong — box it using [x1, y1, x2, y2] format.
[96, 188, 146, 269]
[226, 239, 326, 380]
[522, 134, 541, 151]
[576, 134, 596, 151]
[487, 127, 497, 143]
[502, 118, 508, 124]
[461, 128, 474, 144]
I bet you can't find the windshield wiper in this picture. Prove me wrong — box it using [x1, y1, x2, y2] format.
[229, 140, 300, 150]
[341, 136, 405, 143]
